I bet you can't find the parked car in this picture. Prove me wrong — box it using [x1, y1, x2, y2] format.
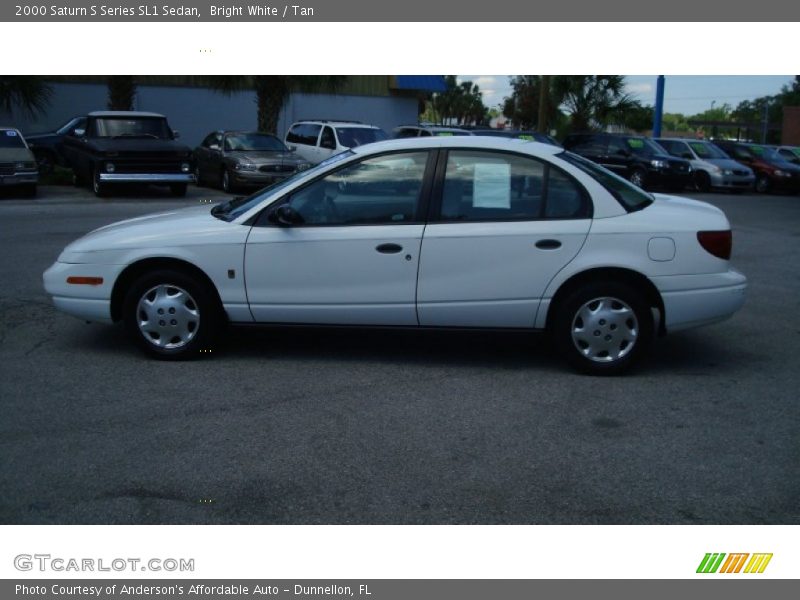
[713, 141, 800, 194]
[562, 133, 692, 192]
[43, 137, 746, 375]
[471, 128, 562, 147]
[193, 130, 311, 193]
[0, 127, 38, 197]
[285, 120, 388, 164]
[655, 138, 754, 192]
[393, 125, 473, 138]
[60, 111, 195, 197]
[23, 115, 87, 175]
[773, 145, 800, 165]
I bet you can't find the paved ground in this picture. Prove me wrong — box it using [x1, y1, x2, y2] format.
[0, 184, 798, 524]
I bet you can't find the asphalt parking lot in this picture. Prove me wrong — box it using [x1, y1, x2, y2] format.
[0, 184, 798, 524]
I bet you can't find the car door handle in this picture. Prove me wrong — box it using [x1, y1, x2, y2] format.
[535, 239, 562, 250]
[376, 243, 403, 254]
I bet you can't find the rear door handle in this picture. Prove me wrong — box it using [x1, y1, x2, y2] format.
[376, 243, 403, 254]
[535, 239, 562, 250]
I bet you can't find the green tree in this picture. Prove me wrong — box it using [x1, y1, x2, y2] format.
[107, 75, 137, 110]
[429, 76, 488, 126]
[0, 76, 52, 119]
[502, 75, 561, 130]
[552, 75, 639, 132]
[204, 76, 347, 133]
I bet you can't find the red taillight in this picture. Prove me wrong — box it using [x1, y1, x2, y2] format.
[697, 230, 732, 260]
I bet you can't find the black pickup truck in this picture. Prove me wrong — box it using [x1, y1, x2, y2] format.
[61, 111, 195, 197]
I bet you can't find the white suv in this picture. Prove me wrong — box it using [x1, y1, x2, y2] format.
[285, 120, 388, 164]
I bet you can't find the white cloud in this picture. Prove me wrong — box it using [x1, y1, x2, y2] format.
[627, 82, 654, 95]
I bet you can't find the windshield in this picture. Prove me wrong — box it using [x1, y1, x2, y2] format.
[57, 117, 85, 136]
[0, 130, 26, 148]
[748, 145, 782, 162]
[224, 133, 288, 152]
[625, 137, 664, 157]
[215, 151, 356, 222]
[93, 117, 171, 139]
[688, 142, 728, 159]
[335, 127, 388, 148]
[559, 151, 653, 212]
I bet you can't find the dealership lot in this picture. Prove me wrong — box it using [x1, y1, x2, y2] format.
[0, 185, 798, 524]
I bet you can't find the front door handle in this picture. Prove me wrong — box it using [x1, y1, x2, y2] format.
[535, 239, 562, 250]
[376, 243, 403, 254]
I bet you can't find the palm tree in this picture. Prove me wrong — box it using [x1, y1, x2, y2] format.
[107, 76, 137, 110]
[552, 75, 638, 131]
[0, 76, 52, 119]
[203, 76, 347, 133]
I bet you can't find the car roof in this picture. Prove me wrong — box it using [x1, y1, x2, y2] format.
[350, 135, 564, 156]
[216, 130, 280, 136]
[293, 120, 379, 129]
[88, 111, 166, 118]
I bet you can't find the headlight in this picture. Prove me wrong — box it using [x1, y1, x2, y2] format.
[774, 170, 790, 177]
[708, 165, 721, 173]
[105, 162, 115, 173]
[235, 163, 257, 172]
[650, 159, 668, 169]
[297, 162, 312, 171]
[181, 162, 191, 173]
[721, 169, 733, 175]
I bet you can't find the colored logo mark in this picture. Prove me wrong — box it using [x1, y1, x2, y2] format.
[696, 553, 773, 574]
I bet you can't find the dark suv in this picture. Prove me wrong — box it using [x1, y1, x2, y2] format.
[61, 111, 195, 197]
[562, 133, 692, 191]
[713, 140, 800, 194]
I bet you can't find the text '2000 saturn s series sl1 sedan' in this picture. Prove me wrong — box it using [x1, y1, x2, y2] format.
[43, 137, 747, 374]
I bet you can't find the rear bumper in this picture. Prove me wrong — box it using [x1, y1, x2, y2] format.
[652, 269, 747, 332]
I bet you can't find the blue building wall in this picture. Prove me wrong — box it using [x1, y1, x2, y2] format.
[2, 82, 419, 146]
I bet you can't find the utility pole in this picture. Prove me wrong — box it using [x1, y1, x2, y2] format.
[537, 75, 550, 134]
[652, 75, 665, 138]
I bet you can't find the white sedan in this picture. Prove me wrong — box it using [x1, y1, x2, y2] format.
[43, 137, 747, 374]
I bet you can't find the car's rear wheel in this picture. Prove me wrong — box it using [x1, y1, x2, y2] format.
[22, 184, 37, 198]
[123, 269, 221, 360]
[694, 171, 711, 193]
[628, 168, 646, 189]
[552, 281, 653, 375]
[755, 175, 770, 194]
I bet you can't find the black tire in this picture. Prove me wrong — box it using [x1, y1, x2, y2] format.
[33, 150, 56, 176]
[22, 184, 37, 198]
[170, 183, 188, 197]
[628, 168, 647, 189]
[552, 281, 653, 376]
[694, 171, 711, 193]
[122, 269, 221, 360]
[93, 165, 110, 197]
[222, 169, 235, 194]
[755, 175, 770, 194]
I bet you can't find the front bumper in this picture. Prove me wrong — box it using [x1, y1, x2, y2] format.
[232, 171, 295, 186]
[0, 171, 38, 186]
[98, 173, 195, 184]
[43, 261, 124, 324]
[708, 171, 754, 190]
[652, 269, 747, 332]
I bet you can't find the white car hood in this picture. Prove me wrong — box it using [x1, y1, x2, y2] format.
[63, 205, 237, 255]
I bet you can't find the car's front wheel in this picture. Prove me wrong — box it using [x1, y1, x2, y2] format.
[93, 166, 110, 197]
[222, 169, 235, 193]
[755, 175, 770, 194]
[552, 281, 653, 375]
[123, 270, 221, 359]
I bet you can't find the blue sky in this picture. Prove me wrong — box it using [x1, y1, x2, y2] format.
[458, 75, 795, 115]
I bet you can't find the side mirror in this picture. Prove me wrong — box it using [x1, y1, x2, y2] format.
[173, 130, 181, 139]
[73, 128, 86, 138]
[268, 204, 304, 226]
[287, 144, 297, 151]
